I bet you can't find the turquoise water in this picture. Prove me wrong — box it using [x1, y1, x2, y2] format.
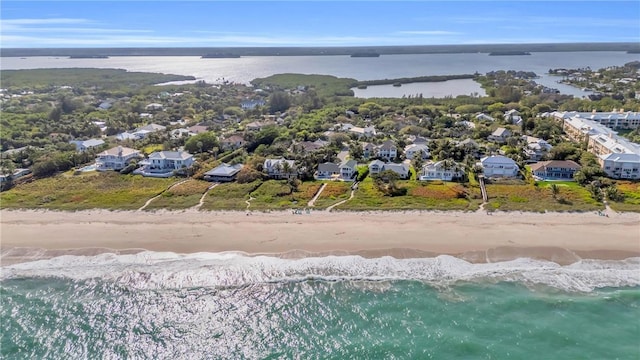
[2, 253, 639, 359]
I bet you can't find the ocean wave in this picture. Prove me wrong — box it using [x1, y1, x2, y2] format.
[2, 251, 639, 292]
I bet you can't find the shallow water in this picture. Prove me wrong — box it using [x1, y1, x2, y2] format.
[2, 252, 639, 359]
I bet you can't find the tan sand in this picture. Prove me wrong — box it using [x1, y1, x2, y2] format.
[1, 209, 639, 265]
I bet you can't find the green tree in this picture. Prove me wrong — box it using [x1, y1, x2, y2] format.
[268, 91, 291, 113]
[184, 132, 218, 153]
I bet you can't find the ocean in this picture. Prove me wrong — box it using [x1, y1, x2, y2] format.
[2, 51, 639, 97]
[2, 252, 639, 359]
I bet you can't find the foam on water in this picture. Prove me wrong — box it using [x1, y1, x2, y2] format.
[2, 251, 639, 292]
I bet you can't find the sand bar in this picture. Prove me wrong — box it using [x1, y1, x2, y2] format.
[1, 209, 639, 265]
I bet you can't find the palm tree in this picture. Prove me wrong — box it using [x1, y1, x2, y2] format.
[550, 183, 560, 199]
[281, 161, 293, 180]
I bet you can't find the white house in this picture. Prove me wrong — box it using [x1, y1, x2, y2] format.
[70, 138, 105, 152]
[478, 155, 519, 178]
[145, 103, 164, 111]
[420, 161, 464, 181]
[339, 159, 358, 180]
[380, 163, 410, 179]
[475, 113, 495, 122]
[145, 151, 194, 172]
[522, 135, 553, 162]
[264, 158, 297, 179]
[488, 127, 512, 143]
[404, 144, 430, 160]
[368, 160, 385, 176]
[96, 146, 141, 171]
[116, 132, 137, 141]
[377, 140, 397, 161]
[137, 123, 166, 132]
[505, 109, 522, 125]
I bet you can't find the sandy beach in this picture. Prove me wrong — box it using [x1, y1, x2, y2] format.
[1, 209, 639, 265]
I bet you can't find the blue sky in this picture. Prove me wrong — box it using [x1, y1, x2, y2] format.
[1, 1, 639, 48]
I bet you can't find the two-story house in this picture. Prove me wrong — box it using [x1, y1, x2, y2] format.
[404, 144, 430, 160]
[419, 161, 464, 181]
[529, 160, 581, 181]
[488, 127, 512, 143]
[377, 140, 397, 161]
[146, 151, 194, 172]
[264, 158, 297, 179]
[477, 155, 519, 178]
[96, 146, 141, 171]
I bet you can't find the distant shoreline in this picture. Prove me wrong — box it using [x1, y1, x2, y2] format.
[3, 42, 639, 57]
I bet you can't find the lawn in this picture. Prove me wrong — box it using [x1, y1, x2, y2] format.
[485, 181, 604, 212]
[608, 181, 640, 212]
[312, 181, 353, 209]
[335, 178, 481, 211]
[199, 181, 262, 211]
[144, 179, 212, 210]
[0, 172, 176, 210]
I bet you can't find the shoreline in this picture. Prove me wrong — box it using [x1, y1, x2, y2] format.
[2, 209, 639, 266]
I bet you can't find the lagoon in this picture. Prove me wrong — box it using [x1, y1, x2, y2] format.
[352, 79, 486, 98]
[2, 51, 638, 97]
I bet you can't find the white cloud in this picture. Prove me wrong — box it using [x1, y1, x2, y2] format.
[395, 30, 461, 36]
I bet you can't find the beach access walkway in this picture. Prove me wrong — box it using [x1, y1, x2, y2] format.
[326, 182, 358, 211]
[307, 183, 327, 207]
[138, 179, 189, 211]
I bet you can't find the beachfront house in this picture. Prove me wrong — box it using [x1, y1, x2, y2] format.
[419, 160, 464, 181]
[135, 150, 194, 177]
[316, 162, 340, 180]
[477, 155, 519, 178]
[368, 160, 385, 176]
[530, 160, 581, 181]
[264, 158, 297, 179]
[381, 163, 410, 179]
[339, 159, 358, 180]
[96, 146, 141, 171]
[598, 153, 640, 179]
[203, 163, 243, 182]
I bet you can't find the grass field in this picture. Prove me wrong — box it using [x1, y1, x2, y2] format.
[608, 181, 640, 212]
[247, 181, 322, 210]
[485, 181, 604, 212]
[144, 180, 212, 210]
[0, 172, 176, 210]
[312, 181, 353, 209]
[335, 179, 481, 211]
[199, 181, 263, 211]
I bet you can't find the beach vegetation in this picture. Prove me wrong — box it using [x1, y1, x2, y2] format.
[608, 181, 640, 212]
[144, 179, 212, 210]
[312, 181, 352, 208]
[486, 182, 604, 212]
[200, 180, 263, 210]
[0, 172, 175, 210]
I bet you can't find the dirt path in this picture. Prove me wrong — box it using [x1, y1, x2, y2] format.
[138, 179, 189, 211]
[194, 183, 218, 211]
[325, 182, 358, 212]
[307, 183, 327, 207]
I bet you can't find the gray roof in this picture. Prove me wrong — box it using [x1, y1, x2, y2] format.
[340, 159, 358, 169]
[318, 162, 339, 172]
[204, 163, 243, 176]
[148, 151, 192, 160]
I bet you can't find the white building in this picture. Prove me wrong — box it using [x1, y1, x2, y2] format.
[478, 155, 519, 178]
[145, 151, 194, 171]
[96, 146, 141, 171]
[263, 158, 297, 179]
[404, 144, 430, 160]
[69, 138, 105, 152]
[420, 161, 464, 181]
[551, 110, 640, 130]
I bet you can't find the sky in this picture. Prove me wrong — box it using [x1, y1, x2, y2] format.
[1, 1, 639, 48]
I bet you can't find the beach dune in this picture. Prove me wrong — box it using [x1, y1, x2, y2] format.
[1, 209, 639, 265]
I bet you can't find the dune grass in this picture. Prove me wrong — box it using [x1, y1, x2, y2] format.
[0, 172, 176, 210]
[335, 178, 480, 211]
[144, 179, 212, 210]
[312, 182, 353, 209]
[199, 181, 263, 211]
[485, 181, 604, 212]
[248, 181, 322, 210]
[608, 181, 640, 212]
